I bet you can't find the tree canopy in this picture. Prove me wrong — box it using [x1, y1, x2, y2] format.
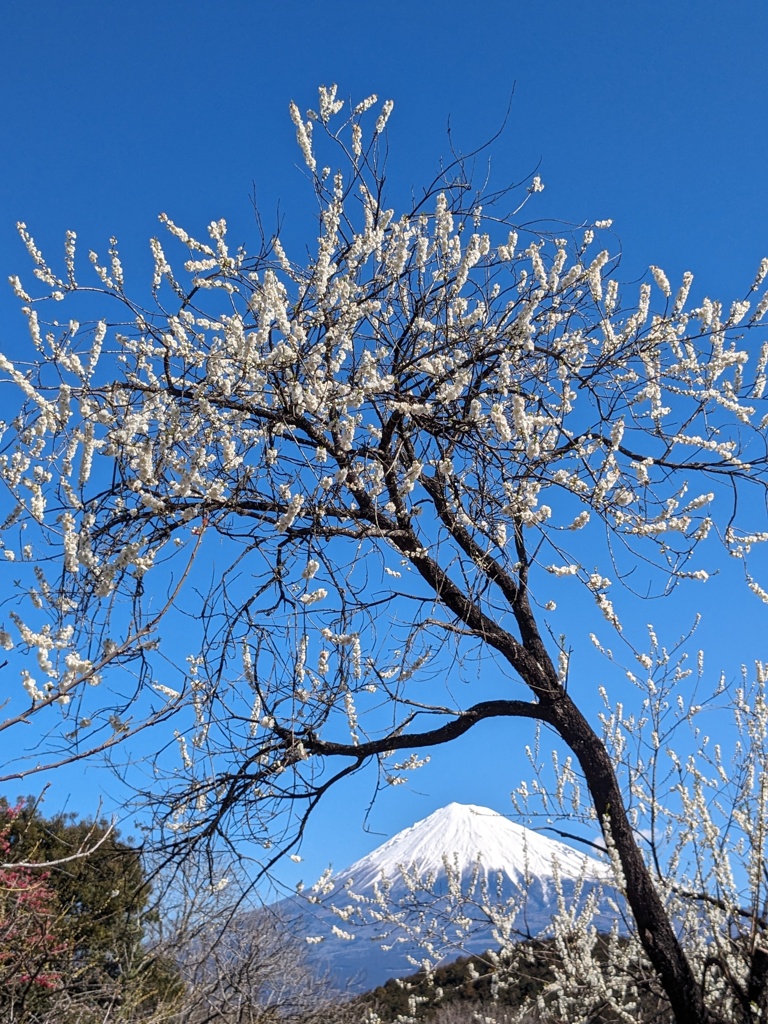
[1, 797, 150, 958]
[2, 85, 768, 1023]
[0, 800, 66, 1011]
[0, 798, 352, 1022]
[0, 797, 184, 1021]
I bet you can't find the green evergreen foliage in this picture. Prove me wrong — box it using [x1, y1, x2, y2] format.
[0, 797, 360, 1022]
[0, 801, 68, 1016]
[0, 796, 184, 1022]
[1, 797, 149, 961]
[359, 946, 549, 1021]
[358, 936, 669, 1023]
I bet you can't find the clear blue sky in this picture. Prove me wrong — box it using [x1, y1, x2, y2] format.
[1, 1, 767, 892]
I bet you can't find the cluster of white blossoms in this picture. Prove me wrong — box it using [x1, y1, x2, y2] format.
[0, 89, 763, 637]
[1, 93, 768, 1013]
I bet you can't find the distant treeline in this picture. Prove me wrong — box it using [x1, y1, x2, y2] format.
[355, 935, 670, 1022]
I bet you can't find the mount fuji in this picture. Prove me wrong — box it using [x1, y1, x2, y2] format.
[274, 803, 618, 993]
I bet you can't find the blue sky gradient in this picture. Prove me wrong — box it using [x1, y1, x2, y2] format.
[1, 1, 767, 891]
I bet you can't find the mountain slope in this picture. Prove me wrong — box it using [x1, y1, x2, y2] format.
[333, 802, 609, 889]
[276, 804, 618, 993]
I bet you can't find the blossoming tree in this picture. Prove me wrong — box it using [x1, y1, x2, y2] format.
[2, 85, 768, 1023]
[0, 802, 66, 1015]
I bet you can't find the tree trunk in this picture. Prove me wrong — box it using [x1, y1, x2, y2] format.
[548, 693, 709, 1024]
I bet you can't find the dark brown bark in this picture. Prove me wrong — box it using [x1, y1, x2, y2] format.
[346, 481, 713, 1024]
[547, 693, 709, 1024]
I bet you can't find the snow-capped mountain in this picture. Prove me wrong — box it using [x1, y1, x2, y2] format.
[275, 803, 618, 993]
[330, 802, 609, 890]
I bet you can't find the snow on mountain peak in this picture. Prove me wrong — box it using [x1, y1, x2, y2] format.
[333, 802, 608, 892]
[279, 802, 617, 993]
